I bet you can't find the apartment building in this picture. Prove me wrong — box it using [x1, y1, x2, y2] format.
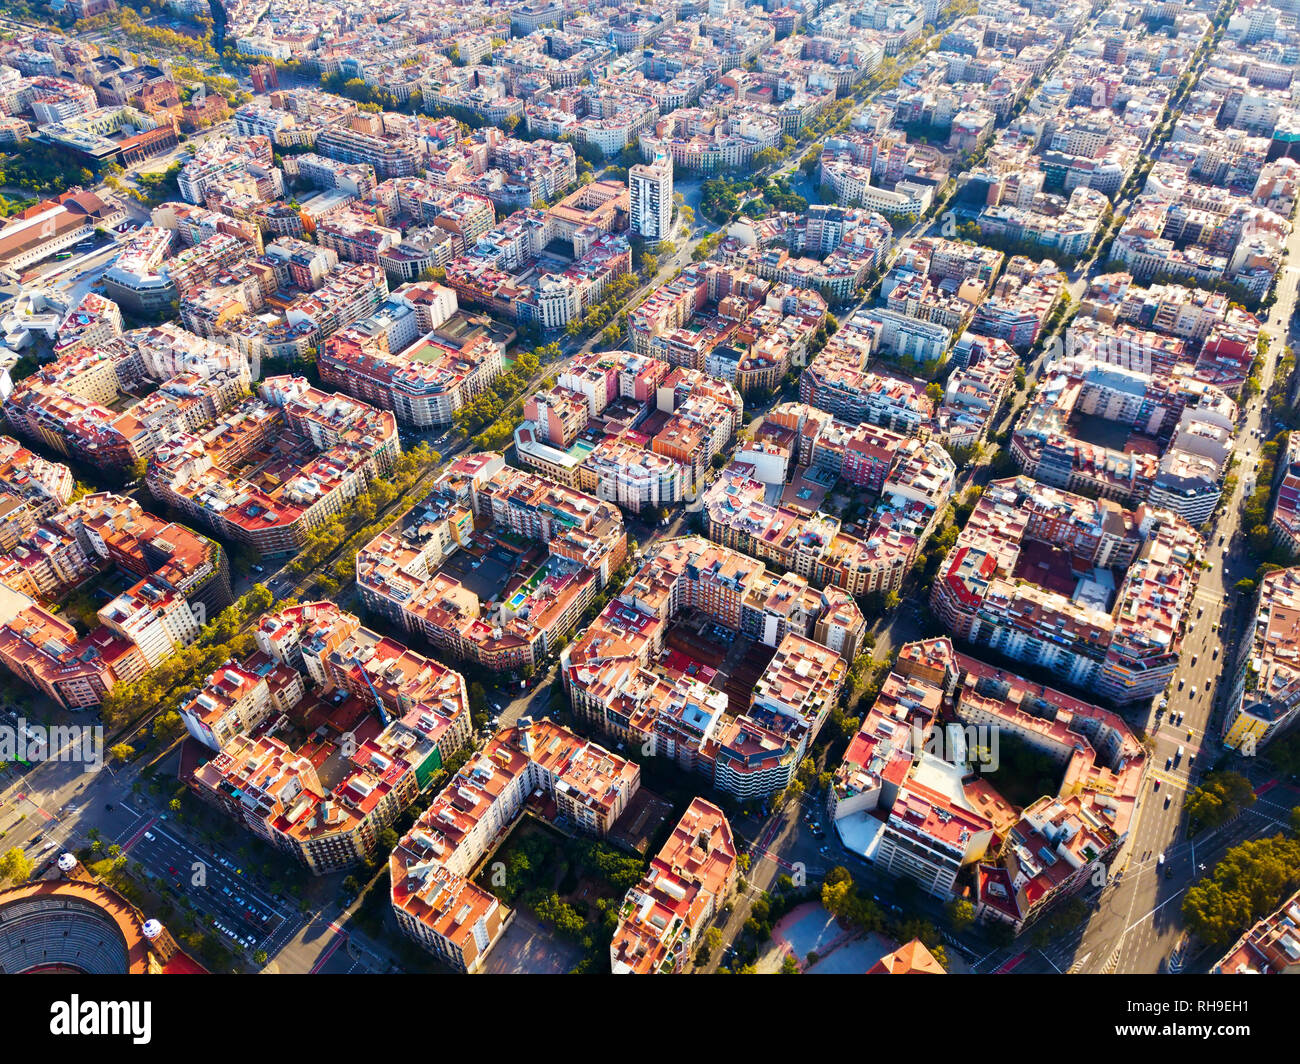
[1213, 890, 1300, 973]
[0, 493, 231, 710]
[831, 638, 1142, 911]
[561, 535, 856, 800]
[629, 151, 674, 242]
[5, 324, 250, 471]
[189, 601, 473, 873]
[146, 376, 400, 556]
[320, 305, 507, 428]
[931, 477, 1203, 704]
[391, 717, 639, 971]
[1222, 566, 1300, 753]
[357, 453, 627, 672]
[609, 798, 737, 974]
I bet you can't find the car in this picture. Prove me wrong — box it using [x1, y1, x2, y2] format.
[1212, 647, 1219, 659]
[1159, 698, 1169, 710]
[1166, 756, 1173, 769]
[1178, 678, 1185, 690]
[168, 866, 176, 875]
[1158, 852, 1165, 867]
[1165, 866, 1175, 879]
[104, 802, 113, 811]
[251, 565, 264, 574]
[1177, 744, 1186, 760]
[1189, 686, 1197, 699]
[143, 831, 155, 842]
[1164, 795, 1172, 809]
[1197, 606, 1203, 618]
[1153, 779, 1160, 791]
[1191, 654, 1198, 666]
[223, 887, 232, 896]
[818, 846, 830, 856]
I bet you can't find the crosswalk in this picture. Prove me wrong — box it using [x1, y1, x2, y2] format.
[257, 911, 305, 960]
[1145, 766, 1192, 792]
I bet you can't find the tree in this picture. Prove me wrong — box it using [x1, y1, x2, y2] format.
[1185, 772, 1256, 835]
[153, 710, 183, 740]
[780, 953, 800, 974]
[986, 921, 1017, 948]
[0, 847, 33, 886]
[109, 742, 135, 765]
[1182, 834, 1300, 949]
[825, 865, 852, 887]
[945, 899, 975, 933]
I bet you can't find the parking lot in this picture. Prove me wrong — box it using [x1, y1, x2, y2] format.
[124, 819, 304, 958]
